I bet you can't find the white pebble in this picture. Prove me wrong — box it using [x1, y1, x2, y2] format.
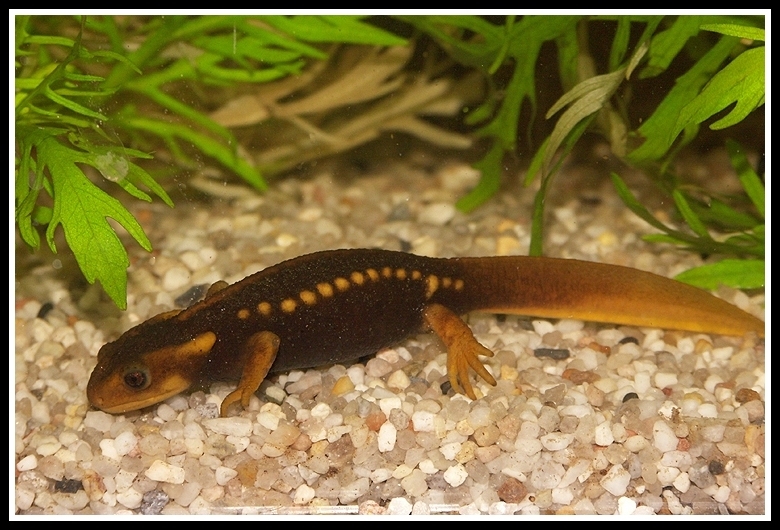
[16, 454, 37, 471]
[594, 421, 615, 446]
[412, 501, 431, 515]
[411, 410, 436, 432]
[370, 468, 393, 483]
[202, 417, 253, 437]
[297, 207, 322, 221]
[711, 346, 734, 361]
[392, 464, 414, 479]
[99, 439, 120, 461]
[514, 438, 543, 456]
[617, 496, 637, 515]
[115, 469, 137, 492]
[439, 442, 462, 461]
[379, 397, 402, 417]
[676, 337, 695, 354]
[652, 420, 678, 452]
[145, 460, 185, 484]
[294, 483, 316, 504]
[261, 442, 284, 458]
[165, 395, 190, 412]
[713, 485, 731, 503]
[387, 497, 413, 515]
[593, 377, 618, 394]
[162, 266, 191, 291]
[226, 435, 250, 453]
[113, 431, 138, 457]
[552, 487, 574, 505]
[657, 465, 680, 486]
[672, 471, 690, 493]
[443, 463, 468, 487]
[700, 423, 726, 442]
[661, 450, 692, 468]
[326, 425, 351, 443]
[531, 320, 556, 335]
[310, 402, 332, 420]
[418, 460, 438, 474]
[257, 411, 280, 430]
[16, 488, 35, 511]
[276, 233, 298, 247]
[346, 365, 366, 386]
[178, 251, 204, 271]
[518, 421, 540, 439]
[704, 374, 724, 394]
[83, 410, 115, 432]
[116, 487, 143, 509]
[559, 405, 592, 418]
[265, 385, 287, 404]
[557, 319, 585, 333]
[418, 203, 456, 226]
[623, 435, 647, 452]
[540, 432, 574, 451]
[698, 403, 719, 418]
[387, 370, 411, 391]
[633, 371, 652, 394]
[377, 422, 397, 453]
[198, 247, 217, 265]
[600, 464, 631, 496]
[634, 505, 657, 515]
[559, 459, 592, 488]
[654, 372, 678, 389]
[339, 477, 370, 504]
[531, 461, 564, 490]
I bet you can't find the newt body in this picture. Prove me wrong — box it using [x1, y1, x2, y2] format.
[87, 249, 764, 415]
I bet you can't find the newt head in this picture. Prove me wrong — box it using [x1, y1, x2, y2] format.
[87, 310, 217, 414]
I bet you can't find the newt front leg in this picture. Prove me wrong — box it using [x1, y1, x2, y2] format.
[220, 331, 280, 416]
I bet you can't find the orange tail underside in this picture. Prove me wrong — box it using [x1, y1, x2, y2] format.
[458, 256, 764, 337]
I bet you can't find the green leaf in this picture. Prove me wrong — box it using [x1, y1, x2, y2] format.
[675, 259, 764, 290]
[700, 23, 764, 42]
[613, 172, 763, 258]
[628, 36, 737, 163]
[25, 35, 76, 47]
[121, 115, 266, 191]
[672, 189, 710, 238]
[43, 86, 108, 120]
[642, 16, 702, 78]
[260, 15, 407, 46]
[478, 61, 537, 149]
[15, 130, 46, 250]
[68, 139, 174, 208]
[397, 15, 505, 68]
[726, 139, 764, 218]
[455, 143, 504, 213]
[529, 116, 594, 256]
[544, 68, 626, 174]
[672, 46, 764, 137]
[611, 172, 676, 232]
[694, 197, 760, 231]
[24, 129, 161, 309]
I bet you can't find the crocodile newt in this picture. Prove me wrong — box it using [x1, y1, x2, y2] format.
[86, 249, 764, 416]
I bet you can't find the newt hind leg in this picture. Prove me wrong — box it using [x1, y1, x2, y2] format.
[423, 303, 497, 399]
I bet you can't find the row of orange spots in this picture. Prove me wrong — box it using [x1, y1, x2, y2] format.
[235, 265, 465, 320]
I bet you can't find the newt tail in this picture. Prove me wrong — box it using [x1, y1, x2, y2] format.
[456, 256, 764, 337]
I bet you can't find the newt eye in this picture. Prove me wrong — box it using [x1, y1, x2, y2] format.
[123, 367, 151, 390]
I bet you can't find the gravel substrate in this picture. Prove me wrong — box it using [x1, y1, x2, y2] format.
[14, 154, 765, 516]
